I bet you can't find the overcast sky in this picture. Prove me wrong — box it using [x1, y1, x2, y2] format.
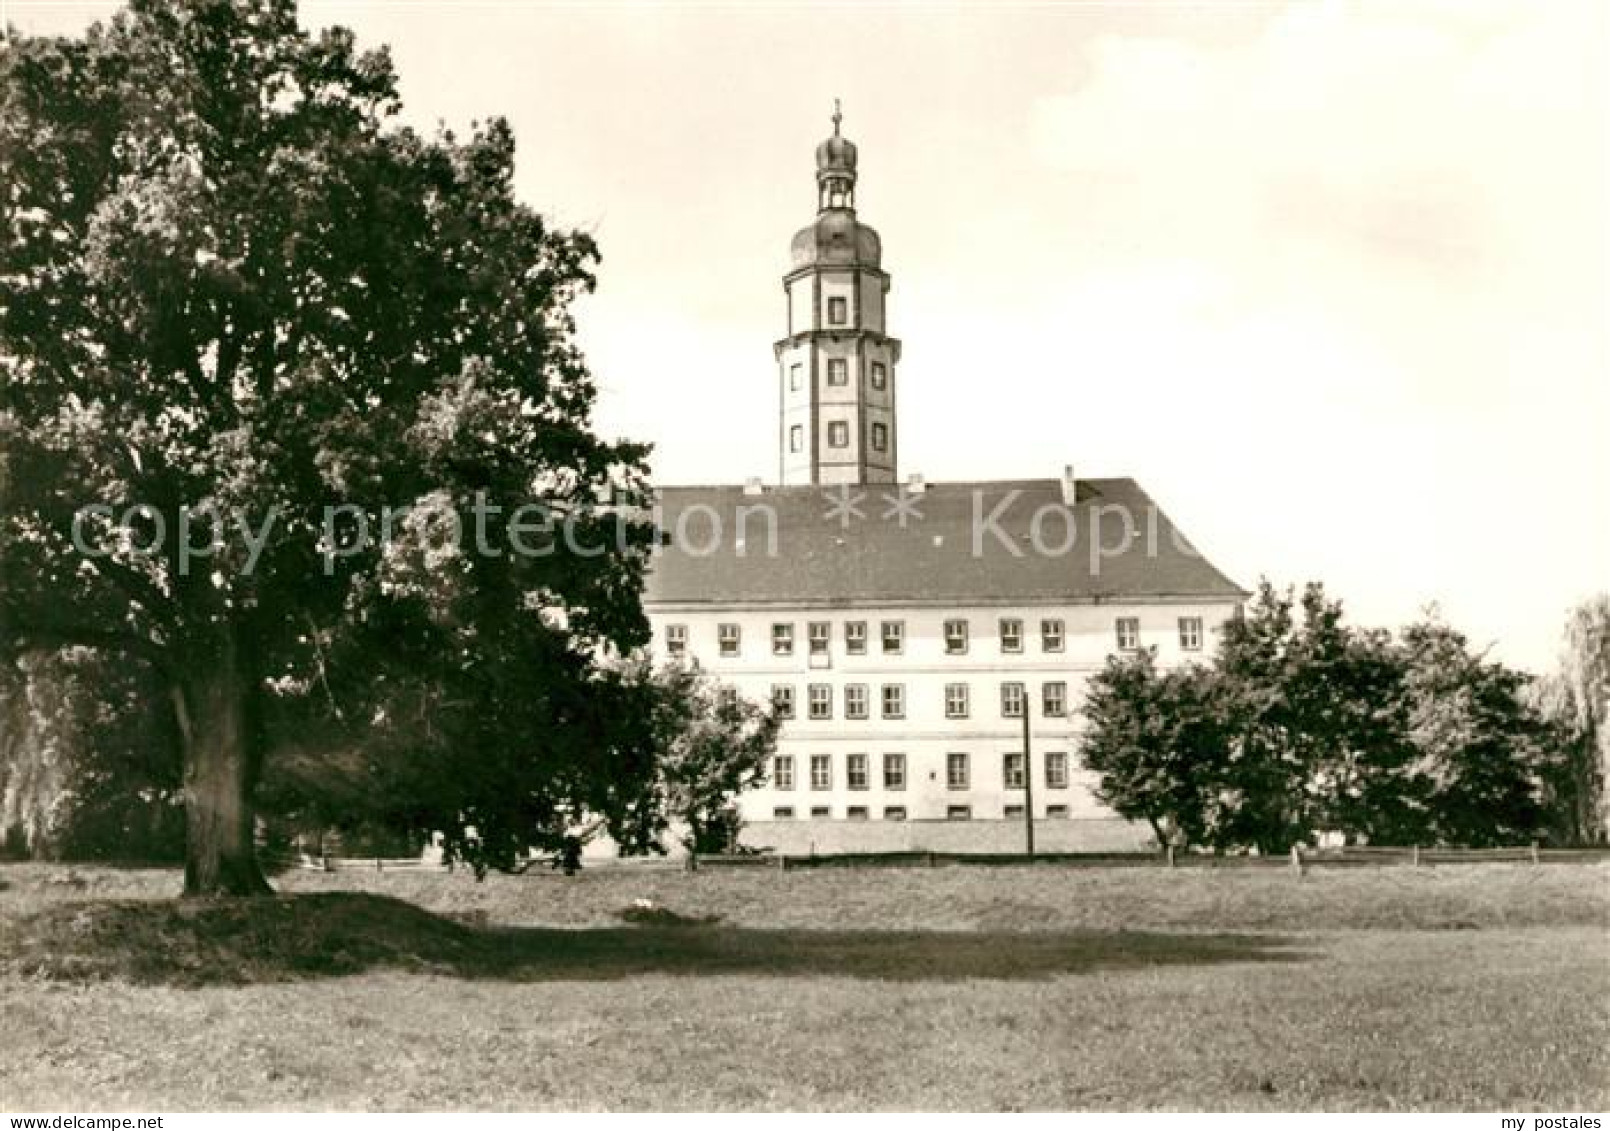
[11, 0, 1608, 672]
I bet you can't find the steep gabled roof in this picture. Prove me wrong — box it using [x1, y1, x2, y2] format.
[644, 477, 1246, 608]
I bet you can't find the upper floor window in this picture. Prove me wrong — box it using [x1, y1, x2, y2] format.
[772, 622, 794, 656]
[1000, 681, 1026, 718]
[945, 683, 970, 719]
[881, 683, 905, 719]
[944, 618, 969, 654]
[827, 296, 847, 326]
[772, 684, 795, 719]
[871, 362, 887, 390]
[871, 422, 888, 452]
[827, 420, 849, 448]
[718, 623, 740, 657]
[999, 618, 1023, 654]
[846, 753, 869, 791]
[789, 424, 803, 454]
[773, 755, 795, 791]
[1045, 751, 1069, 790]
[883, 753, 906, 791]
[665, 623, 687, 656]
[827, 357, 848, 385]
[1003, 752, 1026, 790]
[946, 752, 970, 790]
[808, 683, 832, 720]
[808, 621, 831, 655]
[881, 620, 904, 654]
[718, 688, 738, 711]
[1179, 616, 1204, 651]
[1115, 617, 1140, 652]
[844, 683, 869, 720]
[845, 621, 868, 655]
[810, 754, 832, 791]
[789, 363, 803, 392]
[1042, 681, 1067, 718]
[1041, 618, 1065, 652]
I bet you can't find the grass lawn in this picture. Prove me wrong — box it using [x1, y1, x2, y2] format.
[1, 862, 1607, 1110]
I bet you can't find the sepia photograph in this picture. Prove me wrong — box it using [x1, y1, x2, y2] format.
[0, 0, 1606, 1117]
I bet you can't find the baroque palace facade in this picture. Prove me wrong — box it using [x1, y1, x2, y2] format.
[642, 112, 1245, 852]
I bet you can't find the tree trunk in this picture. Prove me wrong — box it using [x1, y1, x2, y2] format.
[174, 626, 271, 897]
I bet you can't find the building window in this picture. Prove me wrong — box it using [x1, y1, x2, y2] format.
[808, 621, 831, 655]
[1042, 681, 1066, 718]
[845, 621, 867, 654]
[808, 683, 832, 720]
[947, 804, 972, 821]
[810, 754, 831, 791]
[1179, 616, 1203, 651]
[1116, 617, 1140, 651]
[883, 753, 906, 790]
[772, 622, 794, 656]
[665, 623, 687, 656]
[718, 688, 738, 710]
[773, 755, 794, 791]
[944, 618, 969, 654]
[999, 618, 1023, 654]
[827, 297, 847, 326]
[1042, 618, 1064, 652]
[871, 362, 887, 390]
[789, 424, 803, 453]
[846, 806, 869, 820]
[883, 806, 907, 821]
[1000, 681, 1025, 718]
[789, 363, 802, 391]
[718, 623, 740, 657]
[1045, 804, 1069, 818]
[847, 753, 869, 791]
[827, 356, 848, 384]
[844, 683, 869, 719]
[1003, 752, 1026, 790]
[945, 683, 969, 719]
[881, 620, 904, 654]
[1045, 752, 1068, 790]
[772, 685, 795, 719]
[810, 806, 831, 819]
[827, 420, 849, 448]
[946, 752, 969, 790]
[871, 422, 887, 452]
[1004, 804, 1025, 819]
[773, 806, 795, 819]
[882, 683, 905, 719]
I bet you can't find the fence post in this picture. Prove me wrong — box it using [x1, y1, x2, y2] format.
[776, 853, 787, 873]
[1530, 841, 1541, 865]
[1290, 845, 1303, 876]
[1410, 844, 1419, 868]
[375, 856, 382, 873]
[1166, 844, 1175, 869]
[926, 851, 936, 869]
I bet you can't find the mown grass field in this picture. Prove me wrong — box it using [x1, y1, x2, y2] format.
[2, 861, 1607, 1111]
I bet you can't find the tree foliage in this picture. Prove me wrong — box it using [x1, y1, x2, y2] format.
[1529, 594, 1610, 844]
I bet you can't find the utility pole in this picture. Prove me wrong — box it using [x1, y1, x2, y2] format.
[1022, 708, 1035, 859]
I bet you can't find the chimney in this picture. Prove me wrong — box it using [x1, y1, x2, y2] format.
[1060, 464, 1077, 506]
[743, 476, 764, 497]
[908, 472, 926, 496]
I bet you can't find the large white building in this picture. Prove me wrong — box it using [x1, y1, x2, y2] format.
[643, 113, 1245, 853]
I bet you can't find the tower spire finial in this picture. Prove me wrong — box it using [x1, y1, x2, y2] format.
[832, 98, 842, 136]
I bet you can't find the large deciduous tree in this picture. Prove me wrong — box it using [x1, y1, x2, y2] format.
[1529, 595, 1610, 844]
[0, 0, 654, 893]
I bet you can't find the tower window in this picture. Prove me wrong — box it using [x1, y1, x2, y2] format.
[827, 421, 849, 448]
[789, 424, 803, 454]
[827, 358, 848, 386]
[827, 296, 847, 326]
[789, 363, 803, 392]
[871, 422, 888, 452]
[871, 362, 887, 391]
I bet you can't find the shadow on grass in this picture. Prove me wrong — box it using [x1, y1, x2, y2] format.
[0, 892, 1310, 987]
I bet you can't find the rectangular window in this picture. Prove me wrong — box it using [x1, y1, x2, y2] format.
[772, 622, 794, 656]
[1042, 681, 1066, 718]
[846, 806, 869, 821]
[845, 621, 868, 654]
[789, 363, 803, 391]
[871, 422, 887, 452]
[844, 683, 869, 719]
[1004, 804, 1025, 820]
[883, 753, 906, 791]
[871, 362, 887, 390]
[718, 623, 740, 657]
[999, 618, 1023, 654]
[773, 806, 794, 819]
[718, 688, 738, 710]
[808, 683, 832, 720]
[1003, 752, 1026, 790]
[946, 804, 972, 821]
[1042, 618, 1065, 652]
[846, 753, 869, 791]
[1000, 681, 1025, 718]
[883, 806, 907, 821]
[789, 424, 803, 453]
[881, 683, 905, 719]
[773, 755, 794, 791]
[1116, 617, 1140, 651]
[944, 618, 969, 654]
[946, 752, 970, 790]
[1045, 751, 1068, 790]
[945, 682, 969, 719]
[827, 297, 847, 326]
[1179, 616, 1203, 651]
[827, 420, 849, 448]
[827, 356, 848, 384]
[772, 685, 795, 719]
[665, 623, 687, 656]
[808, 621, 831, 655]
[881, 620, 904, 654]
[810, 806, 831, 819]
[810, 754, 831, 791]
[1045, 804, 1069, 818]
